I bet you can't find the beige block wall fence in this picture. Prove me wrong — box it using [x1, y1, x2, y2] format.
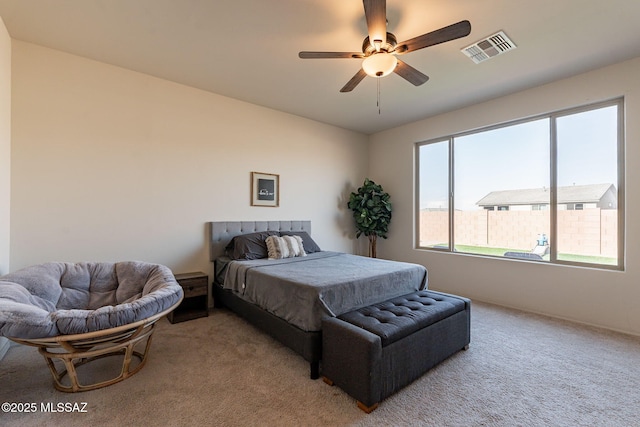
[421, 209, 617, 257]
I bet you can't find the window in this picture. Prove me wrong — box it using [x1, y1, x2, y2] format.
[417, 140, 450, 249]
[416, 99, 624, 270]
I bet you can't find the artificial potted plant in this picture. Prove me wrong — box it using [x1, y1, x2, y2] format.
[347, 178, 392, 258]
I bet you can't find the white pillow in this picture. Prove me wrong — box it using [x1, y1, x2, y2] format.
[265, 235, 306, 260]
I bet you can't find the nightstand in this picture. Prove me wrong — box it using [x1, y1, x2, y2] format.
[168, 272, 209, 324]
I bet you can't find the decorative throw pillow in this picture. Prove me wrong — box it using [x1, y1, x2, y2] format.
[265, 235, 306, 260]
[225, 231, 279, 260]
[279, 231, 322, 253]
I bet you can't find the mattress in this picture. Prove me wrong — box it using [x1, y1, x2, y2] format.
[219, 251, 428, 331]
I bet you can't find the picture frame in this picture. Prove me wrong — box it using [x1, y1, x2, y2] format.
[251, 172, 279, 207]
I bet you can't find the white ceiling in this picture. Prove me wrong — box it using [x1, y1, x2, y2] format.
[1, 0, 640, 135]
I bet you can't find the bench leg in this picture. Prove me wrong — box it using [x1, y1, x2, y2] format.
[357, 401, 379, 413]
[309, 361, 320, 379]
[324, 376, 378, 414]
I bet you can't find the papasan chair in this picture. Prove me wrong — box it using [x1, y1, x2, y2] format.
[0, 261, 184, 392]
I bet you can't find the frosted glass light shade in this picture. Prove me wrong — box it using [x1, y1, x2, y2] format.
[362, 52, 398, 77]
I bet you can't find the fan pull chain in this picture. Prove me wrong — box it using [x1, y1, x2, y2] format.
[377, 77, 381, 115]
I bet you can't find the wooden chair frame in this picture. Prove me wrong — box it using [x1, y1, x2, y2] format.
[10, 299, 182, 393]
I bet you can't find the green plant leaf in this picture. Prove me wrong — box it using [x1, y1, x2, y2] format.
[347, 178, 393, 241]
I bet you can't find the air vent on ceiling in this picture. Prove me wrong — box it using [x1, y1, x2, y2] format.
[461, 31, 516, 64]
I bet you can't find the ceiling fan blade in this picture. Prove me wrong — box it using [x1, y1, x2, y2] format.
[340, 69, 367, 93]
[395, 20, 471, 54]
[394, 60, 429, 86]
[299, 51, 364, 59]
[363, 0, 387, 47]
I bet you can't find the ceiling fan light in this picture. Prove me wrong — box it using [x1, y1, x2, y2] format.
[362, 52, 398, 78]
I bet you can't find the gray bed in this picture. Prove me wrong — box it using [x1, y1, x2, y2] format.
[208, 220, 428, 379]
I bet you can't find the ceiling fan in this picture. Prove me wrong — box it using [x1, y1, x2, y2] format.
[298, 0, 471, 92]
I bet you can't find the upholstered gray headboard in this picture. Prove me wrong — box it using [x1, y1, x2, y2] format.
[208, 220, 311, 261]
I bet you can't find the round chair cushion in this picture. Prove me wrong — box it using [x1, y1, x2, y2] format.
[0, 261, 183, 339]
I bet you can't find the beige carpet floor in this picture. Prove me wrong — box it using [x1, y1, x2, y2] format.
[1, 301, 639, 427]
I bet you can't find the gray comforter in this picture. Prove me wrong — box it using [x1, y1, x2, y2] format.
[223, 252, 428, 331]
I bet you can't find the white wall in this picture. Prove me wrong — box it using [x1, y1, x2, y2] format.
[0, 17, 10, 275]
[369, 57, 640, 336]
[10, 41, 368, 280]
[0, 17, 10, 360]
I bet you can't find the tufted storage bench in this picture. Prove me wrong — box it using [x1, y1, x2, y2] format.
[321, 289, 470, 412]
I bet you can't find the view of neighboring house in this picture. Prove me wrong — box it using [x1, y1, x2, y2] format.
[476, 183, 617, 211]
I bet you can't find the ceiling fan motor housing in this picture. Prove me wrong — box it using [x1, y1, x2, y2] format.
[362, 32, 397, 55]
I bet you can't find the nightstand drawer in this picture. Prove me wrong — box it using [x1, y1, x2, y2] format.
[179, 279, 207, 298]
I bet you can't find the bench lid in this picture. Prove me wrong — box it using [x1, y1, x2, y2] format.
[337, 290, 467, 346]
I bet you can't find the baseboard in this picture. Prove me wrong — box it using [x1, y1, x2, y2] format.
[0, 337, 10, 361]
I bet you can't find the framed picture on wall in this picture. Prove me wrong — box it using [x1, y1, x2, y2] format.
[251, 172, 279, 207]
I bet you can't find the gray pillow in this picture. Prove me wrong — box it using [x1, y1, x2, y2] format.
[279, 231, 322, 253]
[225, 231, 279, 260]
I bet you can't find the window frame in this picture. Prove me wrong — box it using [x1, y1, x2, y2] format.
[415, 98, 625, 271]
